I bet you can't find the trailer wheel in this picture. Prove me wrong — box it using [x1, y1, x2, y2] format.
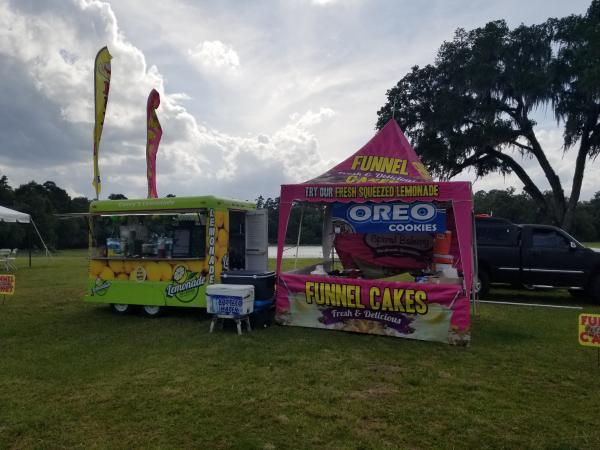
[476, 270, 490, 299]
[142, 305, 162, 317]
[111, 303, 131, 314]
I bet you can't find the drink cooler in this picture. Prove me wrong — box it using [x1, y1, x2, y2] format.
[221, 270, 276, 300]
[206, 284, 255, 317]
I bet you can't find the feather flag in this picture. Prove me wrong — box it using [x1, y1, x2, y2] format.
[92, 46, 112, 199]
[146, 89, 162, 198]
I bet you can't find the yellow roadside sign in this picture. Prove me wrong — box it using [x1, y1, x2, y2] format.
[578, 313, 600, 347]
[0, 274, 15, 296]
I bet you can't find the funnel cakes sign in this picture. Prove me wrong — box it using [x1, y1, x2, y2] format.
[314, 156, 432, 184]
[277, 273, 470, 345]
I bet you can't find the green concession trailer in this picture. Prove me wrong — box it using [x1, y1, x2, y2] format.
[84, 196, 268, 316]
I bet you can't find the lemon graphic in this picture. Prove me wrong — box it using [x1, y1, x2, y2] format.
[90, 260, 106, 277]
[217, 228, 228, 245]
[215, 243, 227, 259]
[186, 260, 202, 273]
[99, 267, 115, 280]
[145, 261, 162, 282]
[215, 212, 225, 228]
[158, 261, 172, 281]
[108, 259, 124, 274]
[222, 215, 229, 233]
[170, 260, 188, 270]
[215, 261, 223, 280]
[172, 265, 187, 283]
[123, 261, 135, 274]
[116, 273, 129, 281]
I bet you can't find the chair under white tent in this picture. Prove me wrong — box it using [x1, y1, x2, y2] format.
[0, 205, 51, 268]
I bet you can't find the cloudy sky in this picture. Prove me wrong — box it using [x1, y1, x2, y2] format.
[0, 0, 595, 202]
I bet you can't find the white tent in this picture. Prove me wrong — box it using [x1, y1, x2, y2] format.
[0, 205, 51, 265]
[0, 205, 30, 223]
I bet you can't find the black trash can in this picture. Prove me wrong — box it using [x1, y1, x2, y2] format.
[221, 270, 276, 300]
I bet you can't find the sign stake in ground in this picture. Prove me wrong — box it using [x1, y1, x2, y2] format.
[578, 313, 600, 368]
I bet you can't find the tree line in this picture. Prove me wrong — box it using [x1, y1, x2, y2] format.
[2, 176, 600, 251]
[258, 190, 600, 245]
[0, 175, 134, 250]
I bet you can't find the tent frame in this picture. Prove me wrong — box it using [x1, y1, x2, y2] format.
[276, 181, 475, 301]
[0, 205, 51, 267]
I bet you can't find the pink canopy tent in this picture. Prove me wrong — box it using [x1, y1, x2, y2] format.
[275, 120, 474, 345]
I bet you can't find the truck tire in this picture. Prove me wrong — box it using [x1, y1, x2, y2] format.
[568, 289, 588, 299]
[477, 270, 490, 298]
[590, 276, 600, 304]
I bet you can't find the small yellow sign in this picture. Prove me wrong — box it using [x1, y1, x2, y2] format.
[0, 274, 15, 295]
[578, 314, 600, 347]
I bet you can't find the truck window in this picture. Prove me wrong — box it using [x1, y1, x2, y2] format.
[476, 224, 515, 245]
[531, 229, 570, 249]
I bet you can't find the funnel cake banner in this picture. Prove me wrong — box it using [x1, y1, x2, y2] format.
[276, 273, 470, 345]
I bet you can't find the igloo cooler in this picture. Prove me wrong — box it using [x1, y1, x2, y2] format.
[206, 284, 254, 317]
[221, 270, 276, 300]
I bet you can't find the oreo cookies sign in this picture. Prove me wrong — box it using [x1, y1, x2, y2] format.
[332, 202, 446, 234]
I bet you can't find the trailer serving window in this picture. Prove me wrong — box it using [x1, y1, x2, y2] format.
[90, 211, 207, 260]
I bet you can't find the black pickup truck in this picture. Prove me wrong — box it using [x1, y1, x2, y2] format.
[476, 217, 600, 302]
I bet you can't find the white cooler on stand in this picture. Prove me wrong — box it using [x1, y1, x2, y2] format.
[206, 284, 255, 334]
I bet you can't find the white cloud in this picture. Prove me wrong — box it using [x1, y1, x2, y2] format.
[290, 107, 336, 128]
[0, 0, 597, 206]
[0, 0, 337, 200]
[187, 40, 240, 72]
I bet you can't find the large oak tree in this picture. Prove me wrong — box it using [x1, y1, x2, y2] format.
[376, 1, 600, 231]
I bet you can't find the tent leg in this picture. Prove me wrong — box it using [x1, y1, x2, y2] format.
[28, 222, 32, 267]
[294, 204, 305, 269]
[31, 219, 51, 258]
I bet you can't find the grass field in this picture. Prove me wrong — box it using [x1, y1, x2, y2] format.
[1, 250, 600, 449]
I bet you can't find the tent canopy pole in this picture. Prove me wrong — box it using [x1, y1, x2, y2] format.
[28, 222, 32, 267]
[294, 203, 305, 269]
